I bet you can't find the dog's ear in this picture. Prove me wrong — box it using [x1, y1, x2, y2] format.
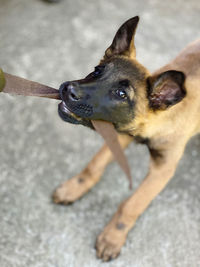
[147, 70, 186, 110]
[105, 16, 139, 59]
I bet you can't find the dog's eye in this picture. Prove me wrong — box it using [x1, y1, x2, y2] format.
[115, 89, 127, 99]
[115, 80, 130, 99]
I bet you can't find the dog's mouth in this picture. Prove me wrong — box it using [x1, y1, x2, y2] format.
[58, 80, 95, 127]
[58, 101, 93, 128]
[58, 101, 82, 123]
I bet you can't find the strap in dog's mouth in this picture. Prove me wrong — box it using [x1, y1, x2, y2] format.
[92, 120, 132, 190]
[2, 72, 60, 99]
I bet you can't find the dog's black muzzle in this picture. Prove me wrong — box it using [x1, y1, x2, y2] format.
[58, 81, 95, 128]
[59, 82, 93, 117]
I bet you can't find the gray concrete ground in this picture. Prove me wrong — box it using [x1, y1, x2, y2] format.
[0, 0, 200, 266]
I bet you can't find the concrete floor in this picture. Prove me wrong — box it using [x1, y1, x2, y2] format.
[0, 0, 200, 266]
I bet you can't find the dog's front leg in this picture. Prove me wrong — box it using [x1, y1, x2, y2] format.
[96, 141, 186, 261]
[53, 134, 132, 204]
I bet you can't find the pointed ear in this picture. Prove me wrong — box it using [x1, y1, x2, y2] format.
[105, 16, 139, 59]
[147, 70, 186, 110]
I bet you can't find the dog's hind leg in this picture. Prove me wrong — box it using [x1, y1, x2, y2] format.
[53, 134, 133, 205]
[95, 139, 187, 261]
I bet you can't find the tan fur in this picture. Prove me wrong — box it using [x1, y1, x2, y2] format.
[53, 39, 200, 261]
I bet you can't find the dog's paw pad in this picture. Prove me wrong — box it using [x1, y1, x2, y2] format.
[52, 174, 92, 205]
[52, 186, 72, 205]
[95, 230, 125, 261]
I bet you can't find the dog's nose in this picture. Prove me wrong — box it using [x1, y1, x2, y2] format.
[60, 82, 81, 102]
[67, 83, 81, 101]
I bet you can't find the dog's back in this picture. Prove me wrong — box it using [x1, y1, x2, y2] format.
[156, 39, 200, 77]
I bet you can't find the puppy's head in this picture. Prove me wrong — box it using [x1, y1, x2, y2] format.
[58, 16, 186, 133]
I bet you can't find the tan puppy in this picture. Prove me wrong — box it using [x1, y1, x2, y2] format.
[54, 16, 200, 261]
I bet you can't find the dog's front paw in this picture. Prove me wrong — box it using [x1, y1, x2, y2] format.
[52, 172, 100, 205]
[95, 223, 127, 261]
[52, 175, 87, 204]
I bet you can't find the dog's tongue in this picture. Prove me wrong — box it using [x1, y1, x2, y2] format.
[0, 70, 132, 189]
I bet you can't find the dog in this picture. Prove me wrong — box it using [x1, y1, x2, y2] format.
[53, 16, 200, 261]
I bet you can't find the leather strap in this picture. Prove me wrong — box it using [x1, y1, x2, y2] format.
[2, 72, 60, 99]
[92, 120, 132, 189]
